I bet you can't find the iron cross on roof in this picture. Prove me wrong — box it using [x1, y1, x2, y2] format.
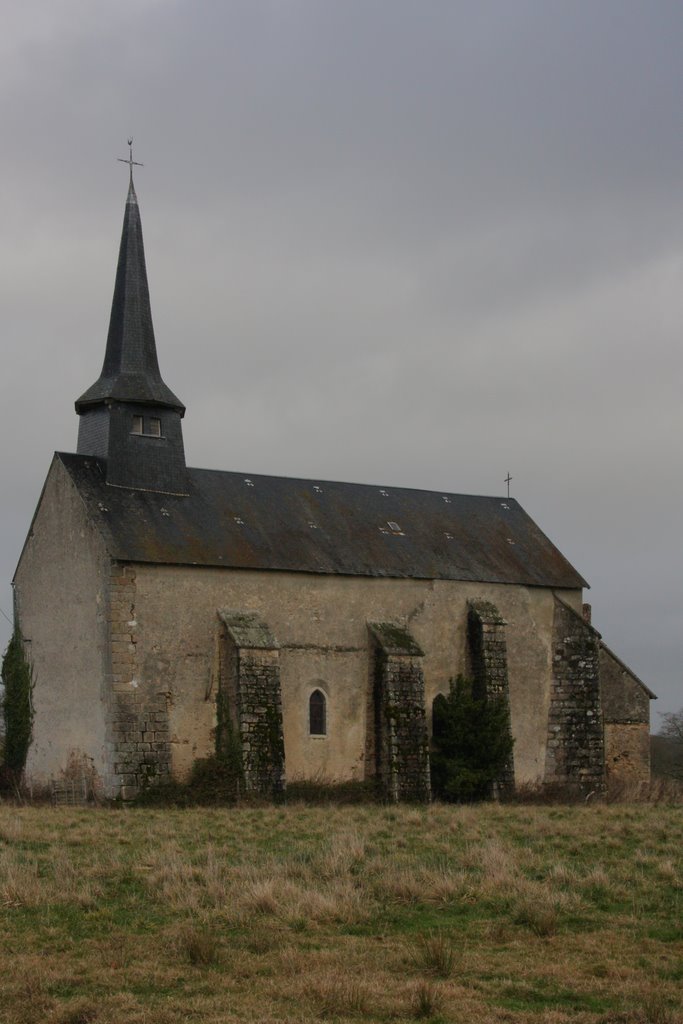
[505, 473, 513, 498]
[117, 138, 143, 187]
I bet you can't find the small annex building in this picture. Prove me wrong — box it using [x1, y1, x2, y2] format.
[13, 173, 654, 801]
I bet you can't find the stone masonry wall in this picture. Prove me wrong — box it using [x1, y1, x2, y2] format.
[369, 623, 430, 803]
[467, 600, 515, 797]
[599, 644, 651, 786]
[219, 612, 285, 797]
[604, 723, 651, 786]
[545, 596, 605, 793]
[106, 563, 171, 799]
[599, 645, 651, 725]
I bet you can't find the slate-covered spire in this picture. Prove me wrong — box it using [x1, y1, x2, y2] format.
[75, 177, 184, 414]
[76, 152, 188, 495]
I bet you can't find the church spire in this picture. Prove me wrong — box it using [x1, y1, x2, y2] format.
[76, 141, 184, 414]
[75, 146, 187, 494]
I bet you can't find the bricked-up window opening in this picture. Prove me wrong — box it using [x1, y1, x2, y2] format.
[131, 415, 143, 434]
[309, 689, 326, 736]
[149, 417, 161, 436]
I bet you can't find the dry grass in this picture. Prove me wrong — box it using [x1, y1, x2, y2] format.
[412, 929, 457, 977]
[0, 801, 681, 1023]
[410, 979, 445, 1018]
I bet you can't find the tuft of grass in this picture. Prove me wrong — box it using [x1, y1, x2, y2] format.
[176, 924, 221, 966]
[285, 777, 377, 805]
[412, 930, 456, 978]
[410, 980, 444, 1019]
[311, 976, 371, 1017]
[53, 1002, 99, 1024]
[513, 893, 559, 937]
[606, 775, 683, 805]
[638, 990, 681, 1024]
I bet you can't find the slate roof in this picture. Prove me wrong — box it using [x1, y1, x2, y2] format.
[57, 452, 587, 589]
[75, 182, 184, 414]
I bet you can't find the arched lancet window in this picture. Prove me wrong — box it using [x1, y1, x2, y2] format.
[309, 689, 327, 736]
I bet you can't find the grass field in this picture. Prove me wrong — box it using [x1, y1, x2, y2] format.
[0, 801, 681, 1023]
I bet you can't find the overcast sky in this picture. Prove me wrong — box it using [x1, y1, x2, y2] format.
[1, 1, 681, 718]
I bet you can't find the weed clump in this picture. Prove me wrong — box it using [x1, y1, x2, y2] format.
[176, 924, 221, 967]
[410, 980, 444, 1019]
[513, 894, 559, 937]
[285, 777, 377, 805]
[311, 977, 371, 1017]
[133, 754, 242, 807]
[412, 930, 456, 978]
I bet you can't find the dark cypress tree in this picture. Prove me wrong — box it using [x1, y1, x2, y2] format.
[431, 674, 514, 802]
[1, 629, 34, 786]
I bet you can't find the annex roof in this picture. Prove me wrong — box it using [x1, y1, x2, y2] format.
[55, 452, 587, 589]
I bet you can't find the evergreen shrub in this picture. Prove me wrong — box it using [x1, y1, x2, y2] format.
[431, 674, 513, 802]
[0, 629, 34, 788]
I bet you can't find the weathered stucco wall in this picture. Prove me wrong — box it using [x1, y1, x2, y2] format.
[129, 562, 583, 786]
[14, 458, 110, 788]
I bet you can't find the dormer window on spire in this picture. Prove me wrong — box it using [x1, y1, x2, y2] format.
[131, 415, 162, 437]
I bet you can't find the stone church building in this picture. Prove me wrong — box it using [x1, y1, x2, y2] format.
[13, 174, 654, 800]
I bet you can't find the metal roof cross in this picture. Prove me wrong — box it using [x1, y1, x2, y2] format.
[505, 472, 513, 498]
[117, 137, 143, 187]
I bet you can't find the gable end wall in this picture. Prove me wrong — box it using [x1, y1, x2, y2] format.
[13, 458, 110, 789]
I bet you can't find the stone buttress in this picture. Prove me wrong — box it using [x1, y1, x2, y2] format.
[218, 611, 285, 797]
[105, 562, 171, 799]
[369, 622, 431, 803]
[545, 595, 605, 793]
[467, 600, 515, 797]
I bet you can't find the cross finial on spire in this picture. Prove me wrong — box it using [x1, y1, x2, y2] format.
[117, 137, 143, 191]
[504, 472, 513, 498]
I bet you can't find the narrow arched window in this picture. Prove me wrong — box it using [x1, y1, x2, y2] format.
[309, 689, 327, 736]
[432, 693, 448, 740]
